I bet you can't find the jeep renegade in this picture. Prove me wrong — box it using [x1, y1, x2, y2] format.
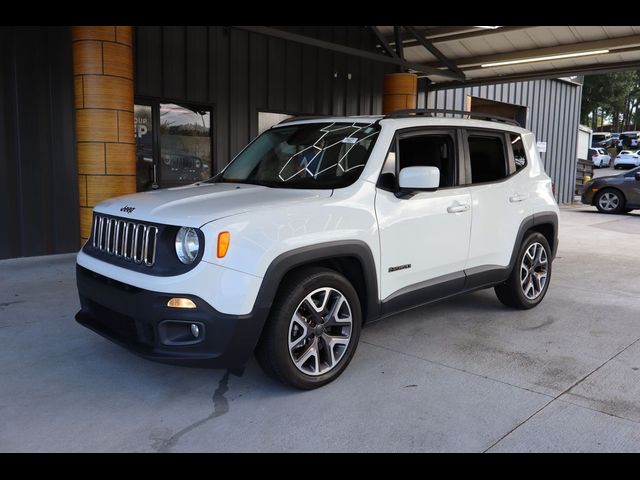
[76, 110, 559, 390]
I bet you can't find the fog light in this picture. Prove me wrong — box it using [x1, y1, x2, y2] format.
[167, 297, 197, 309]
[190, 323, 200, 338]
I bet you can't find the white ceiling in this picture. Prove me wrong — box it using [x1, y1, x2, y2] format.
[376, 26, 640, 86]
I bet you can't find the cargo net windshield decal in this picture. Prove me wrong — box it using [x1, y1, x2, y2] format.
[278, 122, 378, 182]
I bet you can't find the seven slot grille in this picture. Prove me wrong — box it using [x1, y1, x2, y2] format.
[92, 215, 158, 267]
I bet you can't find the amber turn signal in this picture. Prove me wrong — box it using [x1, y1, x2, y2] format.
[217, 231, 230, 258]
[167, 298, 197, 309]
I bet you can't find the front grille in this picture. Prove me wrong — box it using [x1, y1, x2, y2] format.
[171, 157, 196, 169]
[92, 215, 158, 267]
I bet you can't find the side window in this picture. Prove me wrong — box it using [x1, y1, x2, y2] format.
[468, 134, 508, 184]
[510, 133, 527, 173]
[397, 134, 456, 188]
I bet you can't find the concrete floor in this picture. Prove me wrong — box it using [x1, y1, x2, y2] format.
[1, 207, 640, 452]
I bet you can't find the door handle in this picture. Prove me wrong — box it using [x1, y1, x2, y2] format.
[447, 203, 470, 214]
[509, 193, 528, 203]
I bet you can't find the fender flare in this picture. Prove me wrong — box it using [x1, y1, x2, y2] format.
[252, 240, 380, 323]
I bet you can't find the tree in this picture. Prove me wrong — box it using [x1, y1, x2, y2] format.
[581, 72, 640, 131]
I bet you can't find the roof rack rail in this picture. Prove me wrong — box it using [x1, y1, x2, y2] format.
[384, 108, 521, 127]
[277, 115, 329, 125]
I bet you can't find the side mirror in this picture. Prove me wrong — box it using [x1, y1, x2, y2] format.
[635, 172, 640, 181]
[398, 166, 440, 192]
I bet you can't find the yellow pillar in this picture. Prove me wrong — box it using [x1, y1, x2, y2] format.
[72, 26, 136, 246]
[382, 73, 417, 114]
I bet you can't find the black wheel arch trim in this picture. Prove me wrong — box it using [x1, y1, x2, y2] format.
[253, 240, 381, 324]
[251, 213, 558, 348]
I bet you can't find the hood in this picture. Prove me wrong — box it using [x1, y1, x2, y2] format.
[93, 182, 333, 227]
[593, 173, 624, 183]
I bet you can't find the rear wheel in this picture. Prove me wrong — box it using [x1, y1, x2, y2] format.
[495, 232, 552, 310]
[595, 189, 625, 214]
[255, 267, 362, 390]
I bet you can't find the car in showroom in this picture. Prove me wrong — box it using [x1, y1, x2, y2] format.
[581, 166, 640, 213]
[75, 110, 559, 389]
[613, 150, 640, 169]
[588, 147, 611, 168]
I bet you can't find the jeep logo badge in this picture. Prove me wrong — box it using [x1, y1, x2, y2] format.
[120, 206, 136, 214]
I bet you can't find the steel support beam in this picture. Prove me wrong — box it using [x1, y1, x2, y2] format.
[393, 26, 405, 72]
[404, 25, 465, 79]
[369, 26, 398, 59]
[389, 26, 531, 48]
[231, 26, 464, 80]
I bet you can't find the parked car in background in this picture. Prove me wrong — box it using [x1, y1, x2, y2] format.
[591, 132, 612, 148]
[614, 150, 640, 169]
[588, 147, 611, 168]
[611, 132, 622, 151]
[581, 166, 640, 213]
[619, 131, 640, 150]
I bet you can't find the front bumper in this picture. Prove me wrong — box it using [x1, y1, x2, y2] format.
[76, 265, 268, 368]
[581, 185, 596, 205]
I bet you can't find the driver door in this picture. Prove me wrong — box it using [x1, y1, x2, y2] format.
[375, 129, 472, 304]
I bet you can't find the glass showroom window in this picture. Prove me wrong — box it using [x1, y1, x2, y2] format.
[135, 104, 154, 191]
[159, 103, 212, 188]
[134, 101, 213, 191]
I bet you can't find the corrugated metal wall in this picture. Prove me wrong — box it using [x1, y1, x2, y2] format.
[0, 27, 78, 260]
[425, 79, 582, 204]
[134, 26, 394, 173]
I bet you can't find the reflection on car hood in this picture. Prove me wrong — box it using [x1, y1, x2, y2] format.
[93, 182, 333, 227]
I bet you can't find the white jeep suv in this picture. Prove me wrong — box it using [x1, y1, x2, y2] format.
[76, 110, 559, 389]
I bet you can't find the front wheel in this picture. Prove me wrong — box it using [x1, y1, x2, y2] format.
[255, 267, 362, 390]
[595, 189, 625, 214]
[495, 232, 552, 309]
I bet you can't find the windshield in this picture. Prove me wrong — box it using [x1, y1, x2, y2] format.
[214, 122, 380, 189]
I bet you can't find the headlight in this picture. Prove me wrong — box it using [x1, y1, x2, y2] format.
[175, 227, 200, 264]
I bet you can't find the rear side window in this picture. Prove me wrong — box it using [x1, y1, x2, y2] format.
[510, 133, 527, 172]
[468, 134, 508, 183]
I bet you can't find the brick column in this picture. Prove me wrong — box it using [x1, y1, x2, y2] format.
[382, 73, 417, 114]
[72, 26, 135, 245]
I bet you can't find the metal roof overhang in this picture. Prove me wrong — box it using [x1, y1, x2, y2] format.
[234, 26, 640, 89]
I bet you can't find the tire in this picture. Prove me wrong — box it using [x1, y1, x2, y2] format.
[595, 188, 625, 214]
[255, 267, 362, 390]
[495, 232, 552, 310]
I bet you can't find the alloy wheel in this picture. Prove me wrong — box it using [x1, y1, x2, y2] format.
[598, 192, 620, 211]
[288, 287, 352, 376]
[520, 242, 548, 300]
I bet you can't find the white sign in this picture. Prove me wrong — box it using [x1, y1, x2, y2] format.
[536, 141, 547, 153]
